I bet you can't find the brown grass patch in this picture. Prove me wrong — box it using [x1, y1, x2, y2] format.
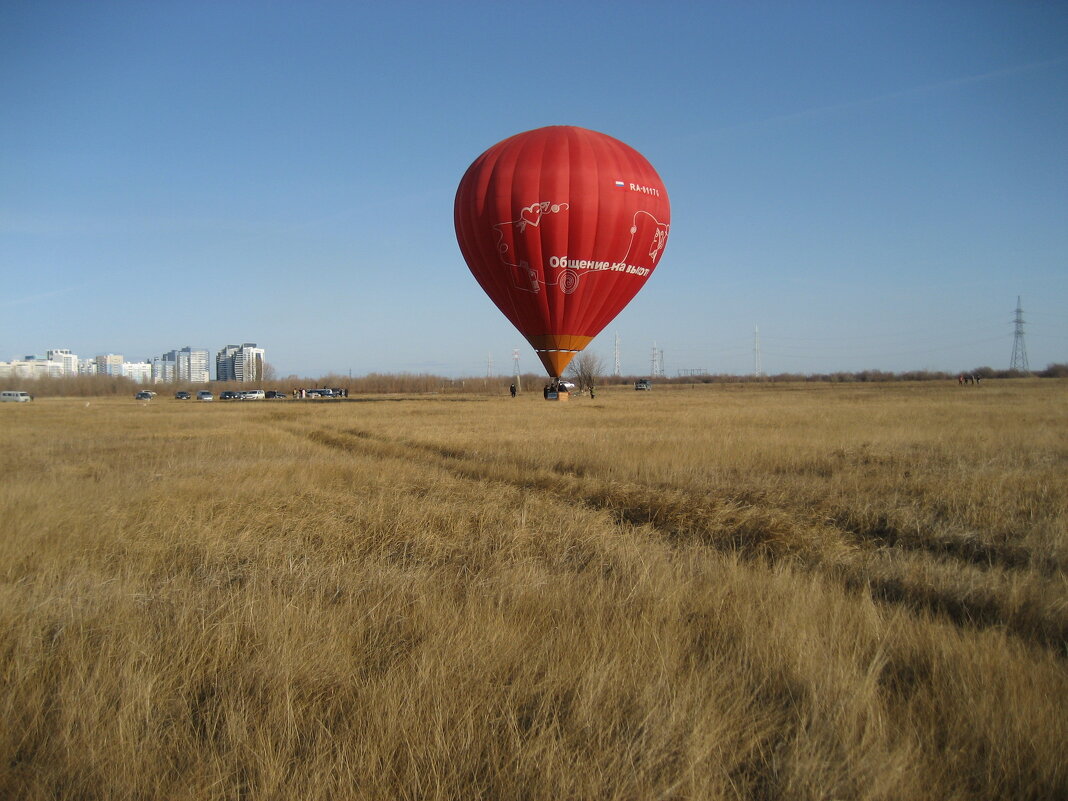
[2, 381, 1065, 799]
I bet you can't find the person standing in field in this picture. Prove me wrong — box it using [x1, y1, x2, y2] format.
[510, 383, 516, 397]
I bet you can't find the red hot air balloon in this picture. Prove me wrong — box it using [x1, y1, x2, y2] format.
[454, 126, 670, 377]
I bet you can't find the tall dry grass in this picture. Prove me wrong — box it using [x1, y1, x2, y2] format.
[1, 380, 1065, 800]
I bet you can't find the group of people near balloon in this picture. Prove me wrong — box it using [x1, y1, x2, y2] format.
[542, 378, 569, 400]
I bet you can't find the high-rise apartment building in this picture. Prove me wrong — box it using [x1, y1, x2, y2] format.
[46, 349, 79, 375]
[151, 356, 176, 383]
[216, 343, 265, 382]
[123, 362, 152, 383]
[175, 347, 209, 383]
[94, 353, 124, 377]
[215, 345, 240, 381]
[148, 346, 209, 383]
[234, 344, 264, 382]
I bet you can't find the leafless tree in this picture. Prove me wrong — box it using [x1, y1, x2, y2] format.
[568, 351, 605, 394]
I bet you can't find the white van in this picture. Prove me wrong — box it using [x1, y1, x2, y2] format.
[239, 390, 265, 400]
[1, 391, 33, 402]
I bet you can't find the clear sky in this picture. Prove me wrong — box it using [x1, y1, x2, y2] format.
[2, 1, 1066, 378]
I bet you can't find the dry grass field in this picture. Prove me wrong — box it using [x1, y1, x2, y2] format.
[2, 380, 1065, 800]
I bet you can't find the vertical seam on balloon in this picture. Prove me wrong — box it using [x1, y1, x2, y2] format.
[525, 131, 552, 339]
[583, 135, 625, 342]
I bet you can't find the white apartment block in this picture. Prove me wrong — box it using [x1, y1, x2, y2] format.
[216, 343, 264, 382]
[168, 347, 209, 383]
[145, 347, 208, 383]
[151, 356, 176, 383]
[0, 358, 64, 379]
[46, 349, 79, 375]
[234, 345, 264, 382]
[215, 344, 240, 381]
[94, 353, 124, 377]
[123, 362, 153, 383]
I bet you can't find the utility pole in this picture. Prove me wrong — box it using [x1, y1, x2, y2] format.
[1010, 296, 1030, 372]
[754, 325, 763, 377]
[613, 333, 621, 376]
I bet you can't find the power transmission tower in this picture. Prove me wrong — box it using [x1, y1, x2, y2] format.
[1010, 296, 1029, 372]
[754, 325, 763, 377]
[486, 351, 494, 379]
[650, 343, 665, 377]
[613, 333, 621, 376]
[512, 349, 521, 392]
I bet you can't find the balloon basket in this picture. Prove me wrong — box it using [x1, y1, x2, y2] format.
[544, 391, 569, 402]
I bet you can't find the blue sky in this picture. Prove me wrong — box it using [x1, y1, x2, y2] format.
[2, 1, 1065, 378]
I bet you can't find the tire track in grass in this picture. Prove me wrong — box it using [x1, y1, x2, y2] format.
[829, 510, 1061, 575]
[289, 423, 1068, 655]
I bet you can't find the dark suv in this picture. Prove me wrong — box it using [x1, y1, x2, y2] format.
[175, 391, 191, 400]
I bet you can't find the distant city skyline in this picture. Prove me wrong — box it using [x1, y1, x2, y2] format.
[0, 343, 264, 383]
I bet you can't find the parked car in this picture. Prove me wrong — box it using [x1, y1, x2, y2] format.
[239, 390, 266, 400]
[0, 390, 33, 402]
[220, 391, 240, 400]
[196, 390, 214, 401]
[634, 379, 651, 391]
[175, 391, 191, 400]
[265, 390, 287, 399]
[135, 391, 153, 400]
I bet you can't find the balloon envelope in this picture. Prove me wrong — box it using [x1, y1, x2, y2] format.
[454, 126, 670, 376]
